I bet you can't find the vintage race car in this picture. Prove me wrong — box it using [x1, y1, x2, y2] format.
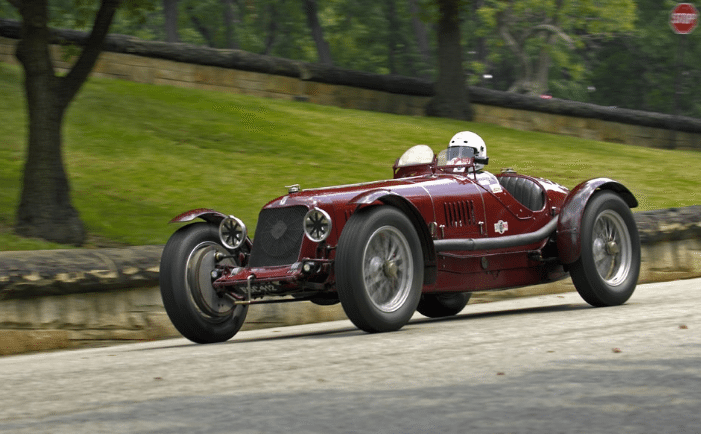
[160, 131, 641, 344]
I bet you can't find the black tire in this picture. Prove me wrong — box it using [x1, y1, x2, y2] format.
[569, 191, 641, 307]
[336, 207, 424, 333]
[160, 222, 248, 343]
[417, 293, 471, 318]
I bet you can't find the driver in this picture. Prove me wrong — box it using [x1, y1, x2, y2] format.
[447, 131, 487, 170]
[447, 131, 503, 194]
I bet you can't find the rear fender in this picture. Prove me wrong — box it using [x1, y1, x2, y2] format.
[557, 178, 637, 264]
[349, 190, 437, 285]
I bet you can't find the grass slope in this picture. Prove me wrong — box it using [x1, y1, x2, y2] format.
[1, 62, 699, 251]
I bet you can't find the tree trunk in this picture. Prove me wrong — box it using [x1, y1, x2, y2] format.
[162, 0, 179, 43]
[14, 0, 120, 246]
[408, 0, 433, 78]
[501, 0, 567, 96]
[383, 0, 399, 75]
[263, 0, 279, 55]
[497, 6, 532, 94]
[303, 0, 333, 65]
[426, 0, 471, 120]
[532, 0, 565, 96]
[220, 0, 239, 49]
[186, 5, 216, 47]
[532, 35, 553, 96]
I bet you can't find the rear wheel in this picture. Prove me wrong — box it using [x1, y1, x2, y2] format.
[336, 207, 423, 333]
[570, 192, 640, 307]
[417, 293, 471, 318]
[160, 223, 248, 343]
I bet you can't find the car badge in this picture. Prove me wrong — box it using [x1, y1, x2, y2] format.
[494, 220, 509, 234]
[271, 220, 288, 240]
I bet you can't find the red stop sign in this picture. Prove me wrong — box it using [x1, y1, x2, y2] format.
[670, 3, 699, 34]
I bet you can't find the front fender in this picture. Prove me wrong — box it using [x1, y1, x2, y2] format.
[557, 178, 637, 264]
[348, 190, 437, 285]
[349, 189, 394, 208]
[169, 208, 229, 224]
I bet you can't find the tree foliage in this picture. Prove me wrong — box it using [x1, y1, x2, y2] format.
[588, 0, 701, 116]
[4, 0, 698, 117]
[476, 0, 637, 96]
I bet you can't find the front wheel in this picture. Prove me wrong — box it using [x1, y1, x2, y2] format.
[336, 207, 424, 333]
[570, 191, 640, 307]
[160, 222, 248, 343]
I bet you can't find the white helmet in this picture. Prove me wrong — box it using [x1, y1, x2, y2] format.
[448, 131, 487, 170]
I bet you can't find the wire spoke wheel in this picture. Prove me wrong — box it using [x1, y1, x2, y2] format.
[336, 207, 423, 333]
[570, 192, 640, 307]
[160, 223, 248, 343]
[362, 226, 414, 313]
[591, 210, 632, 286]
[186, 241, 236, 318]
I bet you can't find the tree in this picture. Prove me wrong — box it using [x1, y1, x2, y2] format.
[220, 0, 239, 49]
[7, 0, 151, 245]
[182, 3, 210, 46]
[180, 0, 241, 49]
[478, 0, 637, 96]
[587, 0, 701, 118]
[382, 0, 399, 74]
[162, 0, 179, 42]
[261, 0, 279, 55]
[321, 0, 423, 76]
[408, 0, 434, 79]
[426, 0, 472, 120]
[303, 0, 333, 65]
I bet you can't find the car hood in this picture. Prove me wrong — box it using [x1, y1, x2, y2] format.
[261, 175, 454, 210]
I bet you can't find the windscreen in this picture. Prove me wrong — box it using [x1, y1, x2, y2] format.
[438, 146, 476, 166]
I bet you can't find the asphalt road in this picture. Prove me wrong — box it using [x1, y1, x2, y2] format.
[1, 278, 700, 434]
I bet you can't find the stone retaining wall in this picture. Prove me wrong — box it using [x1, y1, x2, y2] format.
[1, 207, 699, 356]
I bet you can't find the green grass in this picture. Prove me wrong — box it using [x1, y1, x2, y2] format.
[1, 61, 700, 251]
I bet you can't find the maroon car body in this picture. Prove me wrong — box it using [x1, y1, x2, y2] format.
[160, 145, 641, 343]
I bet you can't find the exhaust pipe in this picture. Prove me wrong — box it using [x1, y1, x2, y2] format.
[434, 217, 558, 252]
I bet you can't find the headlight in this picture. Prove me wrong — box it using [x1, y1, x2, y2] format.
[304, 208, 332, 242]
[219, 215, 247, 250]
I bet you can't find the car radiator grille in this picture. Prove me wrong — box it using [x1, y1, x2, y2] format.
[249, 206, 307, 267]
